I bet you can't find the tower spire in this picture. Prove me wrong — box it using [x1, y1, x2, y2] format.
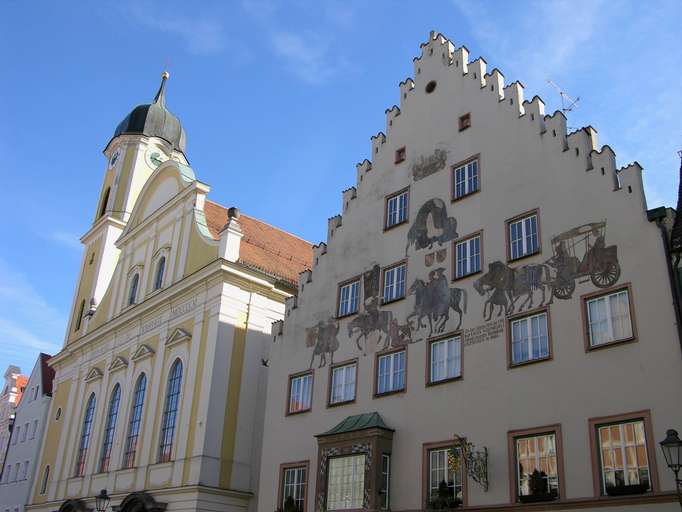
[669, 150, 682, 252]
[153, 71, 170, 107]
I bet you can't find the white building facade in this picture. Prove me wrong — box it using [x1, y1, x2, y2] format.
[0, 355, 54, 512]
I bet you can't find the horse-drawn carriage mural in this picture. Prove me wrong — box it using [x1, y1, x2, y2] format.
[473, 220, 621, 319]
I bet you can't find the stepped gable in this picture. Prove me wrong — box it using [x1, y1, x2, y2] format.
[204, 200, 313, 285]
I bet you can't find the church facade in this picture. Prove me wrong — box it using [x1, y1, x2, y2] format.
[26, 74, 312, 512]
[257, 33, 682, 511]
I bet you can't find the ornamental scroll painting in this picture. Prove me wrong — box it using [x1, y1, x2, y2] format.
[411, 148, 448, 182]
[473, 221, 621, 319]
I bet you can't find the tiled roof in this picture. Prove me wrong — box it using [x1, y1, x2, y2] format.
[203, 200, 313, 286]
[316, 412, 394, 437]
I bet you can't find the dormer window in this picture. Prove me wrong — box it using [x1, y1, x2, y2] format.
[128, 273, 140, 306]
[154, 256, 166, 291]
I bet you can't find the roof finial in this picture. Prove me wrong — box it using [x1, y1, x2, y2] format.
[153, 71, 170, 107]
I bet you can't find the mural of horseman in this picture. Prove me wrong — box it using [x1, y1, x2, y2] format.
[347, 298, 393, 354]
[306, 318, 340, 368]
[473, 262, 553, 320]
[405, 198, 458, 255]
[407, 268, 467, 336]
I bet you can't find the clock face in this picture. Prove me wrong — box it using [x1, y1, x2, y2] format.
[145, 147, 169, 169]
[108, 149, 121, 170]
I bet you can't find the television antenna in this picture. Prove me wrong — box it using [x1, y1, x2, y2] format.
[547, 79, 580, 114]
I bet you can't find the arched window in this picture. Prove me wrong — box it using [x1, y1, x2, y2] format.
[74, 300, 85, 331]
[74, 393, 96, 476]
[122, 374, 147, 469]
[99, 187, 110, 218]
[128, 273, 139, 306]
[158, 360, 183, 463]
[153, 256, 166, 291]
[39, 465, 50, 494]
[98, 384, 121, 472]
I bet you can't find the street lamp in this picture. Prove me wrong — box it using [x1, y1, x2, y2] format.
[94, 489, 110, 512]
[659, 429, 682, 508]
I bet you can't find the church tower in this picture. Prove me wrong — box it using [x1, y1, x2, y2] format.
[65, 72, 188, 343]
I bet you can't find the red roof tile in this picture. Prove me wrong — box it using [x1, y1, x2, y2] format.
[203, 200, 312, 285]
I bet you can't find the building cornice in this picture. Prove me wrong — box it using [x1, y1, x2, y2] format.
[80, 215, 127, 244]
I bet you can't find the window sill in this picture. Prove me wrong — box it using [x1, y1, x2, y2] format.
[336, 311, 359, 320]
[451, 188, 480, 203]
[382, 296, 406, 306]
[373, 388, 406, 399]
[452, 270, 482, 283]
[426, 375, 462, 387]
[507, 249, 541, 265]
[327, 398, 356, 409]
[508, 355, 552, 369]
[383, 219, 409, 233]
[286, 407, 312, 417]
[587, 336, 637, 352]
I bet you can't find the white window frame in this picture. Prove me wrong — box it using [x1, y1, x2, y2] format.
[515, 433, 559, 498]
[455, 235, 481, 278]
[429, 337, 462, 384]
[510, 312, 549, 365]
[377, 350, 406, 395]
[586, 289, 633, 347]
[382, 263, 407, 303]
[453, 159, 479, 199]
[428, 447, 463, 501]
[282, 466, 307, 510]
[327, 454, 365, 510]
[385, 190, 409, 228]
[597, 420, 651, 494]
[330, 363, 357, 405]
[381, 454, 390, 509]
[288, 373, 313, 414]
[509, 213, 539, 260]
[338, 280, 360, 317]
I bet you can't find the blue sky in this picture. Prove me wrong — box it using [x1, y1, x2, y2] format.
[0, 0, 680, 375]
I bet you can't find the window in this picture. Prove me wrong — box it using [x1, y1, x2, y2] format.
[395, 147, 406, 164]
[385, 189, 409, 229]
[21, 423, 28, 442]
[98, 384, 121, 472]
[22, 461, 28, 480]
[452, 158, 479, 199]
[376, 350, 405, 395]
[158, 360, 183, 463]
[429, 336, 461, 384]
[458, 113, 471, 131]
[99, 187, 110, 218]
[427, 446, 463, 505]
[13, 463, 19, 482]
[33, 386, 39, 401]
[508, 211, 539, 260]
[55, 408, 61, 421]
[510, 310, 550, 366]
[380, 454, 391, 509]
[31, 420, 38, 439]
[75, 299, 85, 331]
[327, 454, 365, 510]
[425, 81, 437, 93]
[288, 372, 313, 414]
[122, 374, 146, 469]
[382, 263, 407, 303]
[153, 256, 166, 291]
[337, 280, 360, 317]
[74, 393, 96, 476]
[128, 273, 139, 306]
[514, 432, 560, 500]
[585, 287, 634, 349]
[12, 427, 19, 445]
[596, 419, 651, 494]
[39, 465, 49, 494]
[329, 362, 357, 405]
[281, 465, 308, 511]
[4, 465, 10, 483]
[454, 234, 481, 279]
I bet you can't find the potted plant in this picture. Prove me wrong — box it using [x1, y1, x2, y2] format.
[276, 496, 302, 512]
[518, 470, 558, 503]
[427, 480, 462, 510]
[605, 482, 649, 496]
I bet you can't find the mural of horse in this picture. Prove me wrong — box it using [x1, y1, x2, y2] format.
[405, 198, 458, 255]
[473, 261, 553, 320]
[306, 319, 340, 368]
[347, 307, 393, 354]
[406, 270, 467, 336]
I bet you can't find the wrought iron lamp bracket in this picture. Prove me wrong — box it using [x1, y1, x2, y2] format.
[453, 434, 489, 492]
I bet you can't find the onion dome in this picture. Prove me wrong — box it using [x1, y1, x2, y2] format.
[111, 72, 186, 153]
